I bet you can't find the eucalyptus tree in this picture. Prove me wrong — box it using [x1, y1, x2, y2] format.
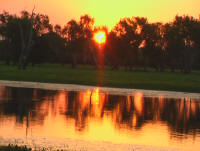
[80, 14, 94, 38]
[113, 17, 147, 70]
[54, 24, 62, 35]
[63, 19, 82, 68]
[79, 15, 95, 65]
[18, 10, 53, 69]
[173, 15, 195, 73]
[190, 17, 200, 69]
[62, 15, 94, 68]
[105, 31, 122, 70]
[30, 23, 65, 65]
[140, 22, 164, 71]
[162, 23, 179, 72]
[0, 10, 52, 69]
[30, 31, 66, 65]
[113, 18, 134, 70]
[0, 12, 20, 65]
[163, 15, 200, 73]
[17, 9, 35, 69]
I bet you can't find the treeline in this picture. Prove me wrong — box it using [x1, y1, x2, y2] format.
[0, 10, 200, 73]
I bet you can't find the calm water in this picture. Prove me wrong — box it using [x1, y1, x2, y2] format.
[0, 86, 200, 151]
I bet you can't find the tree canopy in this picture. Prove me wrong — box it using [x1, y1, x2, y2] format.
[0, 11, 200, 73]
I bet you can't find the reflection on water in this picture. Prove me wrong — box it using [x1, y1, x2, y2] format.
[0, 86, 200, 150]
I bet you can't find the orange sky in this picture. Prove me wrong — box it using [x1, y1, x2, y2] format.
[0, 0, 199, 30]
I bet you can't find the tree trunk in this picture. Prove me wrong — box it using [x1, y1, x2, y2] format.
[18, 7, 35, 70]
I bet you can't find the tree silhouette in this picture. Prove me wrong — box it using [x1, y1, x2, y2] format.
[0, 10, 52, 69]
[0, 11, 200, 72]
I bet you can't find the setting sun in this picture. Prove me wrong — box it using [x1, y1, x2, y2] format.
[94, 31, 106, 44]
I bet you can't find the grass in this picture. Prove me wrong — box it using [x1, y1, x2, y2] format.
[0, 145, 85, 151]
[0, 145, 31, 151]
[0, 63, 200, 93]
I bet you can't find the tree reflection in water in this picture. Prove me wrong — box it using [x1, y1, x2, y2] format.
[0, 86, 200, 141]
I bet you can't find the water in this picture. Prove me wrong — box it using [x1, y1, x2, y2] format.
[0, 86, 200, 151]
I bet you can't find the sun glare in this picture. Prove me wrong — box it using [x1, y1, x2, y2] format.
[94, 31, 106, 44]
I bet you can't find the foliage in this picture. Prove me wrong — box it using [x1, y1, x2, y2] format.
[0, 11, 200, 73]
[0, 10, 52, 69]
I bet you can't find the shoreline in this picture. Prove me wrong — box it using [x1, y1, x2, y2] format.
[0, 137, 184, 151]
[0, 80, 200, 99]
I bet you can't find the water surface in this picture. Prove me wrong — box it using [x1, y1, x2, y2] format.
[0, 86, 200, 151]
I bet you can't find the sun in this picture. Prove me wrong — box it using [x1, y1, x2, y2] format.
[93, 31, 106, 44]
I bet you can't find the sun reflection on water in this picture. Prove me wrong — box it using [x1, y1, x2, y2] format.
[0, 86, 200, 150]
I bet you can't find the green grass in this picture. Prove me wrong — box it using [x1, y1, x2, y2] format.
[0, 63, 200, 93]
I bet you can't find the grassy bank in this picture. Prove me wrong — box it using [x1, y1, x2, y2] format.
[0, 63, 200, 93]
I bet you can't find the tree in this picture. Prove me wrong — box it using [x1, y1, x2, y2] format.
[113, 17, 146, 70]
[0, 10, 53, 69]
[105, 31, 123, 70]
[18, 10, 53, 69]
[54, 24, 62, 35]
[62, 15, 94, 68]
[63, 19, 81, 68]
[79, 15, 95, 65]
[17, 9, 35, 69]
[0, 12, 21, 65]
[140, 22, 165, 71]
[163, 15, 199, 73]
[30, 31, 66, 65]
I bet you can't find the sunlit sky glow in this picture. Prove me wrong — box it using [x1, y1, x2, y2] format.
[0, 0, 199, 29]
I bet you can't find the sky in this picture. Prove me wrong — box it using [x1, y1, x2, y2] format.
[0, 0, 199, 30]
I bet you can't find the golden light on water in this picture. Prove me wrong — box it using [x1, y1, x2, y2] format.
[134, 92, 143, 115]
[92, 88, 100, 105]
[1, 87, 200, 150]
[94, 31, 106, 44]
